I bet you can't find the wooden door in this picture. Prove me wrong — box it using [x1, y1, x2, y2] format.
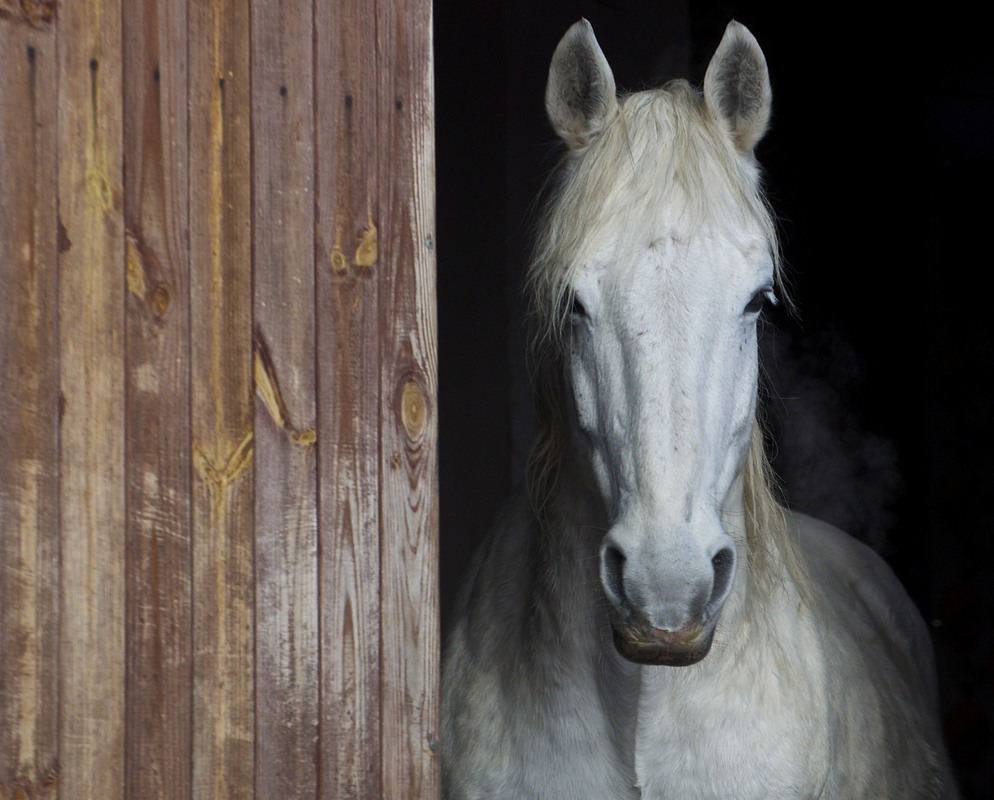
[0, 1, 438, 796]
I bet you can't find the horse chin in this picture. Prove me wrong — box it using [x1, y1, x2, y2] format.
[611, 622, 716, 667]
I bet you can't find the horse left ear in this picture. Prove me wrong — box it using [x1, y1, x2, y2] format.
[546, 19, 619, 150]
[703, 21, 771, 154]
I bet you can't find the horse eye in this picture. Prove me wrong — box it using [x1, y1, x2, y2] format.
[569, 294, 587, 321]
[744, 288, 775, 316]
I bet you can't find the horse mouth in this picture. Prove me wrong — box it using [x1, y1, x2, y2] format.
[610, 620, 716, 666]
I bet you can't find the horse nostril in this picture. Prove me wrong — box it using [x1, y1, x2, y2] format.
[601, 543, 628, 610]
[708, 547, 735, 613]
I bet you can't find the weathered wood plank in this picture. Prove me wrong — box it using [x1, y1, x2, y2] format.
[188, 1, 255, 797]
[313, 0, 383, 795]
[250, 1, 319, 795]
[121, 0, 192, 796]
[375, 0, 440, 795]
[55, 1, 127, 797]
[2, 6, 439, 798]
[0, 17, 60, 800]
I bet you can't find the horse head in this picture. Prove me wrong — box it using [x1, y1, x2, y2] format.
[536, 19, 777, 666]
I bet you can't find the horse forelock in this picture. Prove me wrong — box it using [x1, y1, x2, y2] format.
[526, 79, 784, 352]
[524, 79, 810, 602]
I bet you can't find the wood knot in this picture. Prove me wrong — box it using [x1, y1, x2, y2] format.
[125, 232, 146, 298]
[151, 284, 171, 317]
[11, 0, 57, 27]
[355, 225, 377, 268]
[400, 380, 426, 441]
[330, 248, 348, 273]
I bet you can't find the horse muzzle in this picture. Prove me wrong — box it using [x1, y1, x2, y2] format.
[610, 618, 717, 666]
[599, 525, 736, 666]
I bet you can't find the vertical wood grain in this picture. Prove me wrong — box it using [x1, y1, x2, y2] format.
[56, 1, 127, 796]
[188, 1, 255, 797]
[122, 0, 192, 796]
[0, 5, 438, 797]
[0, 16, 60, 800]
[250, 1, 319, 796]
[376, 0, 440, 795]
[313, 0, 384, 795]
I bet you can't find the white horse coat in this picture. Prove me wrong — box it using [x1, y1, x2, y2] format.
[442, 19, 959, 800]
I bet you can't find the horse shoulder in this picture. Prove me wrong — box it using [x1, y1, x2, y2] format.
[791, 512, 957, 798]
[793, 512, 938, 695]
[442, 495, 535, 796]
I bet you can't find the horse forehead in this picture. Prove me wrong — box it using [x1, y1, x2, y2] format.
[651, 227, 766, 273]
[665, 222, 766, 252]
[591, 227, 768, 300]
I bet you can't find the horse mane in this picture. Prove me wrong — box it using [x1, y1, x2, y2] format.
[524, 79, 811, 604]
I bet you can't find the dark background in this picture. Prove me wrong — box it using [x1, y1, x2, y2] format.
[435, 2, 994, 795]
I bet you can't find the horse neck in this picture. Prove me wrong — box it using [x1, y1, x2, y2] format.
[541, 466, 608, 591]
[528, 454, 613, 636]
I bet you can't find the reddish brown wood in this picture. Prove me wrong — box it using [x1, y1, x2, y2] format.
[56, 1, 127, 796]
[0, 16, 60, 800]
[122, 1, 192, 797]
[188, 1, 256, 797]
[250, 1, 319, 796]
[0, 4, 438, 796]
[375, 0, 440, 796]
[313, 0, 384, 795]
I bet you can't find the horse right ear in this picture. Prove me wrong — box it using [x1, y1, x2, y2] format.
[703, 20, 771, 154]
[545, 19, 619, 150]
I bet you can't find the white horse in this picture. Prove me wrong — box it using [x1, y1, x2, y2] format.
[441, 19, 960, 799]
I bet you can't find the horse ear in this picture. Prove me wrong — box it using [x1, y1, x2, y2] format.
[545, 19, 619, 150]
[703, 21, 771, 154]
